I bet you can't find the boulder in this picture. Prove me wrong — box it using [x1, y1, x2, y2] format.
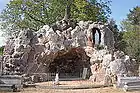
[3, 38, 15, 55]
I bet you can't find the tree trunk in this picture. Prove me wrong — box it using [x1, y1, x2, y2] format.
[63, 0, 71, 20]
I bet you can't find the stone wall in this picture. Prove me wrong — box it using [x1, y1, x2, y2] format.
[2, 20, 137, 85]
[3, 20, 137, 84]
[85, 46, 138, 85]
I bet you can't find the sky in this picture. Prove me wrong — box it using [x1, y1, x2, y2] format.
[0, 0, 139, 46]
[110, 0, 140, 27]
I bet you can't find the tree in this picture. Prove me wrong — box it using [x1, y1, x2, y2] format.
[108, 19, 127, 52]
[121, 6, 140, 62]
[71, 0, 111, 22]
[127, 6, 140, 25]
[0, 0, 111, 36]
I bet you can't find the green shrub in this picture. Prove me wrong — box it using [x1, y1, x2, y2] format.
[0, 46, 4, 55]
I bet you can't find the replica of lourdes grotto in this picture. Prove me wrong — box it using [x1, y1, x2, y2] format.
[1, 19, 138, 85]
[0, 1, 139, 92]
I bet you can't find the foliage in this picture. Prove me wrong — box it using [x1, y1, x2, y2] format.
[0, 46, 4, 55]
[127, 6, 140, 25]
[107, 19, 127, 51]
[122, 25, 140, 61]
[71, 0, 111, 22]
[0, 0, 111, 36]
[96, 44, 104, 50]
[121, 6, 140, 62]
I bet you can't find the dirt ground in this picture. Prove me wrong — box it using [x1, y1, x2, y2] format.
[1, 80, 140, 93]
[18, 87, 140, 93]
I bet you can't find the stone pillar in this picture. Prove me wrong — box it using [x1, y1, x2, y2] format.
[103, 28, 114, 50]
[100, 30, 105, 46]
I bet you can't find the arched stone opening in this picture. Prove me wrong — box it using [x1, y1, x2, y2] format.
[91, 27, 101, 47]
[48, 48, 90, 77]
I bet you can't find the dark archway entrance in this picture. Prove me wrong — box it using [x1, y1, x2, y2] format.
[48, 48, 90, 78]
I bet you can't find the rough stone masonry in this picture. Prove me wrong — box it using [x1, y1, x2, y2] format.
[1, 20, 138, 84]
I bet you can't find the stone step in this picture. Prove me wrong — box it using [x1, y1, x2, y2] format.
[118, 77, 140, 83]
[0, 75, 23, 85]
[123, 85, 140, 92]
[117, 77, 140, 88]
[0, 84, 18, 92]
[125, 81, 140, 86]
[0, 75, 23, 91]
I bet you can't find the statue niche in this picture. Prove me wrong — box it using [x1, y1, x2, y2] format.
[87, 27, 101, 47]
